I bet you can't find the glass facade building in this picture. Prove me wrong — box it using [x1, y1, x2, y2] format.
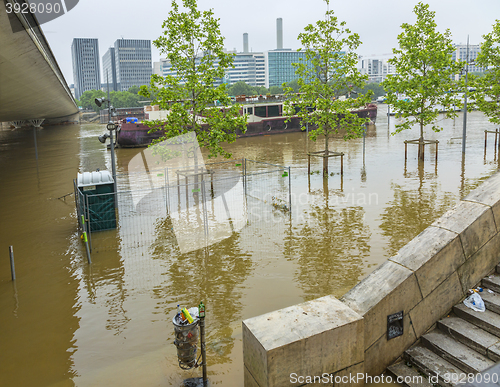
[154, 49, 314, 90]
[224, 53, 266, 87]
[452, 44, 486, 73]
[265, 49, 309, 88]
[71, 38, 100, 100]
[102, 47, 117, 92]
[114, 39, 152, 91]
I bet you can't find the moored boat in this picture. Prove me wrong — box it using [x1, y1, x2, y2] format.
[115, 97, 377, 147]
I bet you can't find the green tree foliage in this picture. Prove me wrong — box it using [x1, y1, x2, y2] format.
[128, 85, 140, 95]
[78, 89, 146, 112]
[139, 0, 246, 159]
[353, 82, 385, 100]
[382, 2, 464, 159]
[474, 20, 500, 125]
[283, 0, 372, 176]
[226, 81, 255, 96]
[78, 89, 106, 111]
[225, 81, 299, 98]
[286, 79, 300, 92]
[269, 85, 284, 94]
[110, 91, 145, 109]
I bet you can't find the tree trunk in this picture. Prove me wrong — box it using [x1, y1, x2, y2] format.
[323, 132, 329, 177]
[418, 123, 424, 161]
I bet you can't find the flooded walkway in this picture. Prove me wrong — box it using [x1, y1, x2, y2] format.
[0, 106, 499, 386]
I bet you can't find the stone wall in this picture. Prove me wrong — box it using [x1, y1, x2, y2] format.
[243, 172, 500, 386]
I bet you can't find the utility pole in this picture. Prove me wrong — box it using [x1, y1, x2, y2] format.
[462, 35, 470, 155]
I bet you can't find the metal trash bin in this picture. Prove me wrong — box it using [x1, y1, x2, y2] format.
[77, 170, 116, 231]
[173, 315, 199, 369]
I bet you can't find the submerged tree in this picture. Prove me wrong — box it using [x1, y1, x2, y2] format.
[382, 2, 464, 161]
[474, 20, 500, 125]
[283, 0, 372, 176]
[139, 0, 247, 159]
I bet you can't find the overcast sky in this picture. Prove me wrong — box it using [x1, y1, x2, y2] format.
[42, 0, 500, 86]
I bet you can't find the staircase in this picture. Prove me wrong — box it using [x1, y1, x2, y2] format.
[388, 267, 500, 387]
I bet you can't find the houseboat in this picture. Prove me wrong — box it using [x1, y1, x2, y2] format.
[115, 96, 378, 147]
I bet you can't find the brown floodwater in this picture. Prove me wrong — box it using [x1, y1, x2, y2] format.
[1, 105, 499, 387]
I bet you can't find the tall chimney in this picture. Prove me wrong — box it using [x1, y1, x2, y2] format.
[243, 33, 249, 53]
[277, 18, 283, 49]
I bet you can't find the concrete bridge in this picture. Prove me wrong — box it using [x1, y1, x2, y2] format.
[0, 0, 79, 127]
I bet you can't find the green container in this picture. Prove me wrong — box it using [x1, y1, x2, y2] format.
[77, 171, 116, 231]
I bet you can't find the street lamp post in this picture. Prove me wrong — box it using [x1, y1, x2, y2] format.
[462, 35, 475, 155]
[95, 97, 118, 207]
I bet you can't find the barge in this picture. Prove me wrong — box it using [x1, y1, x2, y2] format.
[115, 97, 378, 148]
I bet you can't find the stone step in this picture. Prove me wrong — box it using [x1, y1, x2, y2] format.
[454, 303, 500, 338]
[404, 345, 466, 387]
[478, 289, 500, 315]
[387, 361, 433, 387]
[421, 330, 495, 374]
[482, 275, 500, 294]
[437, 317, 500, 361]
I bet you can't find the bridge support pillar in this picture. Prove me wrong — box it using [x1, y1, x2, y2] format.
[11, 120, 25, 129]
[29, 119, 45, 128]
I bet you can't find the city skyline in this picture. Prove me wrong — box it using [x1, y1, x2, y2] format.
[42, 0, 500, 88]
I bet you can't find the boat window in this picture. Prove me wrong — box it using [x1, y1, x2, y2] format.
[254, 106, 267, 117]
[247, 107, 253, 115]
[268, 105, 280, 117]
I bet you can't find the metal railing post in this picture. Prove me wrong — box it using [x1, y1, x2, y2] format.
[288, 166, 291, 212]
[9, 246, 16, 281]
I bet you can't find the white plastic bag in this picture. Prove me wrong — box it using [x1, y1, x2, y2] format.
[463, 293, 485, 312]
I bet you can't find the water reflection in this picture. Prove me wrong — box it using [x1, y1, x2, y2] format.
[288, 179, 371, 300]
[149, 217, 253, 365]
[380, 162, 456, 256]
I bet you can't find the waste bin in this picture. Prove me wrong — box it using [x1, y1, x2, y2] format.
[173, 314, 199, 369]
[77, 170, 116, 231]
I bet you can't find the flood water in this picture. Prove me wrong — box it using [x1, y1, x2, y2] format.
[1, 105, 499, 387]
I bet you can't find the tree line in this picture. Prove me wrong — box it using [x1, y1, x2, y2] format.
[76, 86, 146, 112]
[77, 80, 307, 113]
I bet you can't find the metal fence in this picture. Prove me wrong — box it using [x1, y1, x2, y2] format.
[75, 159, 291, 260]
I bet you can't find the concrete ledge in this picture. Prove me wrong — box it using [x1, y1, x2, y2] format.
[341, 260, 422, 350]
[363, 311, 417, 376]
[243, 296, 363, 387]
[432, 201, 496, 259]
[464, 172, 500, 232]
[457, 232, 500, 293]
[390, 226, 464, 298]
[409, 272, 464, 337]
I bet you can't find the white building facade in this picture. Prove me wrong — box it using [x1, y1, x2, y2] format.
[360, 59, 396, 83]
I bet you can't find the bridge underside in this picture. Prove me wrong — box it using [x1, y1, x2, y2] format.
[0, 1, 78, 123]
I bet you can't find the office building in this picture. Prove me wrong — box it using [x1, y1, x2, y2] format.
[154, 51, 227, 87]
[102, 47, 117, 91]
[452, 44, 486, 73]
[265, 49, 309, 88]
[71, 38, 100, 99]
[114, 39, 152, 91]
[360, 59, 396, 83]
[224, 52, 266, 87]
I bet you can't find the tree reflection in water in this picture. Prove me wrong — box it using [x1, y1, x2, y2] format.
[149, 216, 253, 366]
[380, 162, 455, 257]
[286, 179, 371, 300]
